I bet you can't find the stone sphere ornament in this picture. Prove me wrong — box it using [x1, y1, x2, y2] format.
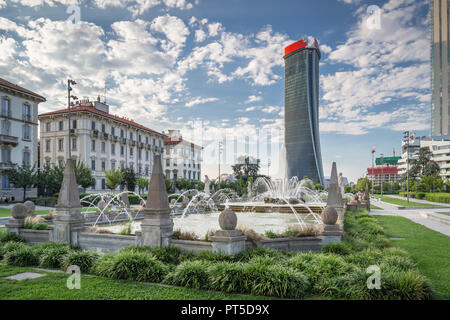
[218, 207, 237, 230]
[11, 203, 27, 219]
[97, 199, 107, 211]
[24, 200, 36, 216]
[321, 206, 338, 225]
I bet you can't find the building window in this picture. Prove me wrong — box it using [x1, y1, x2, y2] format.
[101, 123, 106, 133]
[101, 161, 105, 170]
[2, 175, 10, 189]
[166, 148, 170, 155]
[45, 139, 50, 152]
[138, 165, 142, 174]
[111, 127, 115, 136]
[130, 147, 133, 156]
[120, 145, 124, 156]
[23, 125, 31, 140]
[145, 136, 149, 144]
[46, 122, 51, 132]
[145, 151, 149, 161]
[2, 120, 10, 135]
[23, 151, 30, 166]
[138, 149, 141, 160]
[72, 119, 77, 129]
[130, 132, 133, 140]
[91, 121, 96, 130]
[166, 159, 170, 166]
[120, 129, 124, 138]
[58, 159, 64, 168]
[91, 140, 96, 151]
[153, 138, 155, 145]
[111, 162, 116, 170]
[111, 144, 116, 155]
[58, 139, 64, 151]
[72, 138, 77, 151]
[1, 148, 11, 162]
[23, 104, 31, 121]
[145, 166, 149, 175]
[101, 141, 106, 153]
[102, 179, 106, 190]
[2, 98, 10, 117]
[59, 121, 63, 131]
[91, 159, 96, 170]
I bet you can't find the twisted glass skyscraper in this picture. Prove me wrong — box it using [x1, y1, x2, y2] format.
[284, 39, 324, 184]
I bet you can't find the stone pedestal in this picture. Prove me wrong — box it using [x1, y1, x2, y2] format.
[5, 218, 24, 235]
[141, 210, 173, 247]
[321, 224, 343, 245]
[5, 203, 27, 235]
[211, 230, 246, 255]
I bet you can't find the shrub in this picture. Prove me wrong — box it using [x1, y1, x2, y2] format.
[415, 192, 425, 199]
[172, 229, 199, 241]
[39, 246, 70, 269]
[32, 223, 49, 230]
[33, 242, 72, 255]
[163, 260, 211, 290]
[94, 251, 168, 283]
[234, 247, 291, 262]
[0, 232, 23, 244]
[23, 216, 46, 229]
[194, 250, 235, 263]
[2, 241, 27, 253]
[344, 249, 383, 267]
[321, 242, 352, 256]
[208, 260, 310, 299]
[425, 192, 450, 204]
[264, 230, 277, 239]
[120, 246, 194, 265]
[4, 246, 39, 267]
[380, 255, 417, 272]
[62, 250, 99, 273]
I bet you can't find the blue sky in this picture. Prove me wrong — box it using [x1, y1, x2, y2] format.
[0, 0, 431, 182]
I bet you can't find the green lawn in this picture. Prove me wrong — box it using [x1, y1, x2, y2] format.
[375, 215, 450, 299]
[370, 204, 383, 210]
[0, 208, 54, 218]
[374, 195, 440, 207]
[436, 212, 450, 216]
[0, 265, 267, 300]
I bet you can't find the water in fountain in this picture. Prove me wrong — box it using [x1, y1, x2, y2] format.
[80, 191, 146, 227]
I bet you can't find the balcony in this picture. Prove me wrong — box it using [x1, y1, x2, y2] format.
[130, 140, 136, 146]
[0, 135, 18, 146]
[138, 142, 144, 149]
[91, 130, 99, 138]
[69, 129, 76, 136]
[145, 143, 151, 150]
[101, 132, 109, 140]
[120, 137, 127, 144]
[112, 135, 118, 142]
[0, 161, 15, 171]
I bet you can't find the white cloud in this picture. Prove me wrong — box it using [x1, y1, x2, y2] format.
[319, 44, 332, 54]
[185, 97, 219, 107]
[245, 106, 257, 112]
[194, 29, 207, 42]
[207, 22, 223, 37]
[320, 0, 430, 135]
[261, 106, 280, 114]
[245, 95, 262, 103]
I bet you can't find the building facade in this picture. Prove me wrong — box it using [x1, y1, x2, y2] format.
[366, 167, 399, 187]
[162, 130, 202, 182]
[431, 0, 450, 135]
[0, 78, 45, 201]
[284, 38, 324, 184]
[38, 99, 165, 192]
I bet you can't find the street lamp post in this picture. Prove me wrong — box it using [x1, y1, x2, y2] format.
[403, 131, 410, 204]
[380, 153, 384, 198]
[67, 79, 77, 162]
[218, 141, 223, 189]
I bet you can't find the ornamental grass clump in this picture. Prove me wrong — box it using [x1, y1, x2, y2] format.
[163, 260, 212, 290]
[94, 251, 168, 283]
[233, 247, 292, 263]
[321, 242, 353, 256]
[4, 246, 39, 267]
[39, 246, 71, 269]
[62, 250, 100, 273]
[0, 232, 23, 244]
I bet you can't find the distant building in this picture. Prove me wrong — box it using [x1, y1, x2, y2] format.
[0, 77, 45, 201]
[163, 129, 202, 182]
[284, 38, 324, 184]
[323, 175, 348, 189]
[367, 167, 399, 187]
[38, 98, 165, 192]
[431, 0, 450, 135]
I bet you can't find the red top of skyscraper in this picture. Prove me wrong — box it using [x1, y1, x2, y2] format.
[284, 40, 307, 56]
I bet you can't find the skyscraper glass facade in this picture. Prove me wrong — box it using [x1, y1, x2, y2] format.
[284, 39, 324, 184]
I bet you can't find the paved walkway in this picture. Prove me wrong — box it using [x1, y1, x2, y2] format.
[370, 200, 450, 236]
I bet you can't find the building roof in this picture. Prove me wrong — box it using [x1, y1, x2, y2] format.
[367, 167, 398, 175]
[284, 38, 321, 59]
[39, 104, 165, 136]
[0, 77, 46, 101]
[164, 136, 202, 149]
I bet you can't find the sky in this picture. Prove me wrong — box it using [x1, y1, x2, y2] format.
[0, 0, 431, 183]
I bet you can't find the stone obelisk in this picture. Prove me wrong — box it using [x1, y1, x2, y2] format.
[140, 154, 174, 247]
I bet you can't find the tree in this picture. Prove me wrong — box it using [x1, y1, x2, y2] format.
[423, 161, 440, 176]
[232, 156, 261, 181]
[136, 177, 149, 194]
[196, 181, 205, 191]
[355, 177, 371, 192]
[410, 147, 438, 178]
[122, 167, 136, 192]
[421, 174, 443, 192]
[8, 164, 38, 200]
[314, 183, 324, 191]
[74, 160, 95, 191]
[176, 178, 192, 191]
[103, 167, 124, 192]
[164, 178, 173, 192]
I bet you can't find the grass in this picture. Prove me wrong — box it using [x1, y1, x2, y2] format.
[370, 204, 383, 210]
[374, 195, 440, 207]
[375, 215, 450, 299]
[436, 212, 450, 216]
[0, 208, 54, 218]
[0, 265, 268, 300]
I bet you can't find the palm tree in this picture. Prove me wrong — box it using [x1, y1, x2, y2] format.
[103, 168, 124, 193]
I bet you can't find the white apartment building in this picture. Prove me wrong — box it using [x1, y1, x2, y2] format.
[0, 78, 45, 201]
[38, 98, 166, 192]
[398, 135, 450, 180]
[163, 130, 202, 182]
